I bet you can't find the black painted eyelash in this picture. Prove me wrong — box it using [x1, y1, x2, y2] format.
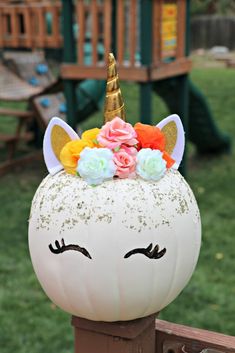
[124, 243, 166, 259]
[49, 238, 92, 259]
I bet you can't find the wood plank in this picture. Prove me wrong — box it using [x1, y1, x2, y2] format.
[150, 58, 191, 81]
[16, 8, 23, 47]
[0, 133, 18, 143]
[44, 5, 53, 46]
[77, 1, 85, 65]
[29, 7, 37, 49]
[176, 0, 186, 59]
[16, 6, 31, 48]
[104, 0, 111, 58]
[129, 0, 137, 66]
[0, 108, 33, 118]
[91, 1, 98, 64]
[155, 319, 235, 353]
[0, 151, 43, 177]
[23, 6, 32, 48]
[0, 7, 3, 47]
[45, 37, 61, 48]
[61, 64, 149, 82]
[2, 7, 10, 45]
[97, 0, 104, 40]
[43, 4, 62, 48]
[57, 5, 63, 46]
[32, 92, 66, 129]
[117, 0, 124, 64]
[51, 5, 60, 47]
[73, 314, 156, 339]
[0, 64, 42, 102]
[10, 7, 18, 47]
[36, 6, 45, 47]
[152, 0, 163, 65]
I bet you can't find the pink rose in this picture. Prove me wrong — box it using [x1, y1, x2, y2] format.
[97, 117, 138, 149]
[113, 146, 137, 179]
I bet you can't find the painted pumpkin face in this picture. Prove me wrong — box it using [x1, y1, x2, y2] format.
[28, 115, 201, 322]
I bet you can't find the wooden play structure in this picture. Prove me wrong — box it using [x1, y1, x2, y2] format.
[59, 0, 230, 175]
[0, 0, 231, 175]
[0, 1, 234, 352]
[60, 0, 191, 127]
[61, 0, 191, 174]
[0, 0, 191, 131]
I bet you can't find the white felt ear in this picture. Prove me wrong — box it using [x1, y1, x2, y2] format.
[43, 117, 79, 175]
[157, 114, 185, 169]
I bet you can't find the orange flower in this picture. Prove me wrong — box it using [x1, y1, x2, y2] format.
[134, 123, 166, 151]
[134, 123, 175, 169]
[162, 151, 175, 169]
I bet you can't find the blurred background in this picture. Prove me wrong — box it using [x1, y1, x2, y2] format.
[0, 0, 234, 352]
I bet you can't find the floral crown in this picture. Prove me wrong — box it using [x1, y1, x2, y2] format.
[43, 54, 185, 185]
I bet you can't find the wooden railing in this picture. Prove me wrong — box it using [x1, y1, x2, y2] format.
[73, 0, 187, 66]
[155, 319, 235, 353]
[0, 2, 62, 48]
[61, 0, 191, 82]
[0, 0, 191, 81]
[76, 1, 110, 65]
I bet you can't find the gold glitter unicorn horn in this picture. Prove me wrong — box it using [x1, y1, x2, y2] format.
[104, 53, 126, 123]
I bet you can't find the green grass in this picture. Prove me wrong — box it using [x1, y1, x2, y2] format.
[0, 67, 235, 352]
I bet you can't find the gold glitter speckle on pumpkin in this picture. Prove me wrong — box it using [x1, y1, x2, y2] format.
[30, 170, 198, 234]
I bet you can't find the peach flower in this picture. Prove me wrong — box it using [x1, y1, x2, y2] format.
[97, 117, 138, 150]
[113, 146, 137, 179]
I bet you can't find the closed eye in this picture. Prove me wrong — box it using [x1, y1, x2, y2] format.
[49, 238, 92, 259]
[124, 243, 166, 259]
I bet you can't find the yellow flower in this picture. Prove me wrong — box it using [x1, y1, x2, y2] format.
[60, 139, 92, 175]
[60, 129, 101, 175]
[82, 128, 101, 147]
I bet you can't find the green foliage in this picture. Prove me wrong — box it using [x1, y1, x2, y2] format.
[0, 67, 234, 352]
[191, 0, 235, 16]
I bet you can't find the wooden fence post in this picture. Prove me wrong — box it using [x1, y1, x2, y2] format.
[72, 314, 156, 353]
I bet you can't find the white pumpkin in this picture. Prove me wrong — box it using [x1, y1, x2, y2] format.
[28, 115, 201, 322]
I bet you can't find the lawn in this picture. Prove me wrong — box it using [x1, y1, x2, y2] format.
[0, 66, 235, 353]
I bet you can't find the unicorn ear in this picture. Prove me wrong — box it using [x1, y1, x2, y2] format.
[157, 114, 185, 169]
[43, 117, 79, 175]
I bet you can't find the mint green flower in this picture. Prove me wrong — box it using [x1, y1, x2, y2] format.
[77, 147, 116, 185]
[136, 148, 166, 181]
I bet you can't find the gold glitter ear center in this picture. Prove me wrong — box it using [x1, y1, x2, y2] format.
[51, 125, 71, 161]
[161, 121, 177, 155]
